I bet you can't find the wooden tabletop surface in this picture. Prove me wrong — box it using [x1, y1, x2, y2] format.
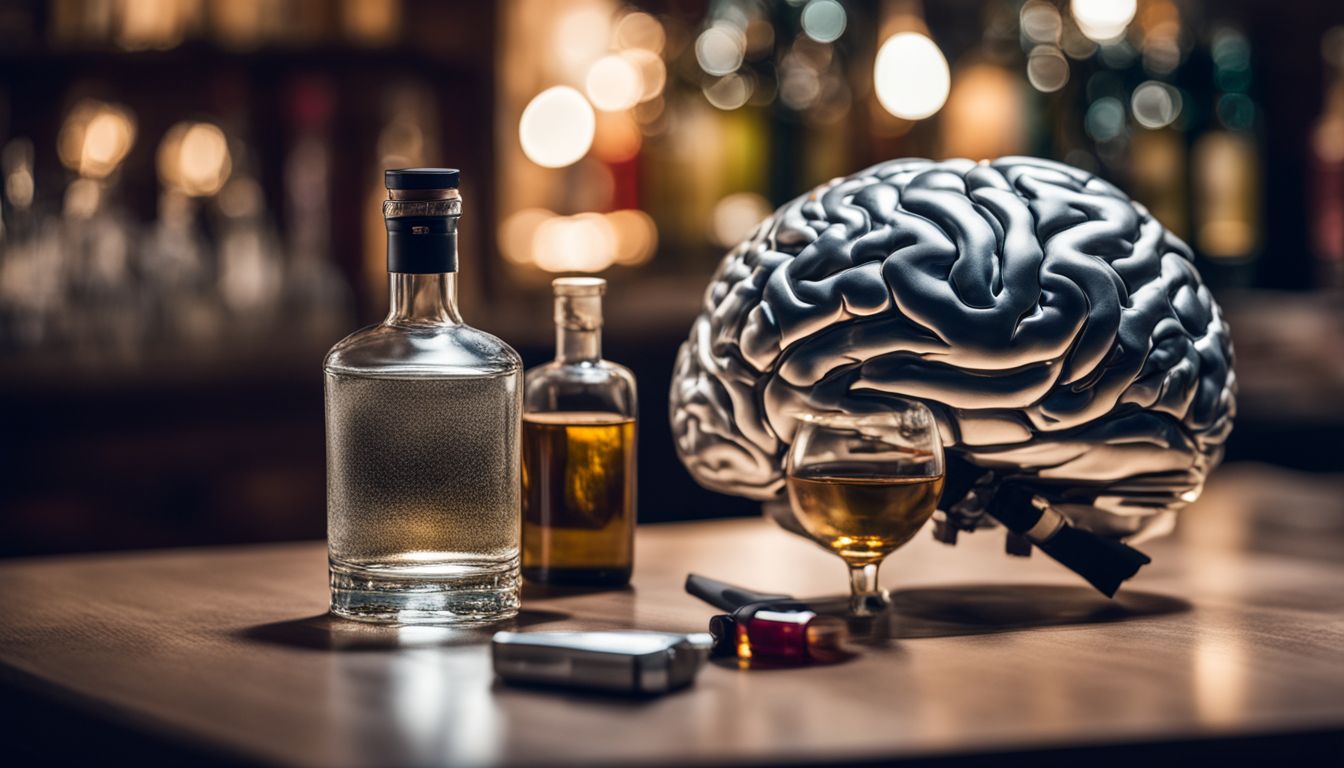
[1, 462, 1342, 766]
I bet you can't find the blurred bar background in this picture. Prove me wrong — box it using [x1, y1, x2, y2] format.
[1, 0, 1341, 556]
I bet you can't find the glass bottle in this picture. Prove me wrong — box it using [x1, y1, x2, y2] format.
[522, 278, 637, 586]
[324, 168, 522, 624]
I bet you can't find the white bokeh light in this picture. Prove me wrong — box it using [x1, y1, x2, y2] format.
[585, 54, 643, 112]
[519, 86, 595, 169]
[158, 121, 232, 197]
[1027, 45, 1070, 92]
[874, 32, 950, 120]
[704, 74, 752, 111]
[1071, 0, 1137, 43]
[696, 22, 745, 76]
[1131, 81, 1183, 129]
[801, 0, 846, 44]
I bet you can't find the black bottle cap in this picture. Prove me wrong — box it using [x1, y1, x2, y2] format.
[385, 168, 460, 190]
[386, 216, 457, 273]
[384, 168, 460, 273]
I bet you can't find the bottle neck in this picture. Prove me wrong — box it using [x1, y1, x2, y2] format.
[386, 272, 462, 326]
[556, 324, 602, 364]
[554, 290, 603, 363]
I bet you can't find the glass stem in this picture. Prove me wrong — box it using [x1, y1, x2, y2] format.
[847, 562, 882, 616]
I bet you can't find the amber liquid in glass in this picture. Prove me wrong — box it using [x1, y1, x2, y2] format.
[787, 465, 944, 565]
[522, 411, 636, 585]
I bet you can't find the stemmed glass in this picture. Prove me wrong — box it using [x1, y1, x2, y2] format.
[785, 404, 945, 615]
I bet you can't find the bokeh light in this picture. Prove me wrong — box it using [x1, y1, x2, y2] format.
[534, 212, 617, 273]
[553, 5, 612, 81]
[1084, 97, 1127, 143]
[1071, 0, 1136, 43]
[1027, 45, 1070, 92]
[158, 121, 232, 197]
[704, 74, 753, 111]
[1139, 0, 1184, 77]
[780, 54, 822, 110]
[502, 208, 656, 271]
[874, 32, 950, 120]
[586, 54, 643, 112]
[519, 86, 595, 169]
[696, 22, 746, 77]
[1020, 1, 1063, 45]
[499, 208, 554, 265]
[592, 110, 643, 163]
[58, 99, 137, 180]
[711, 193, 771, 247]
[801, 0, 846, 44]
[615, 10, 665, 54]
[941, 64, 1023, 160]
[1131, 81, 1183, 129]
[622, 49, 666, 103]
[745, 17, 775, 58]
[607, 209, 658, 266]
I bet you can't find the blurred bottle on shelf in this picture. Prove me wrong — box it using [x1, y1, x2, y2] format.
[0, 138, 63, 348]
[1190, 23, 1261, 283]
[283, 78, 352, 341]
[1310, 27, 1344, 290]
[215, 170, 284, 331]
[142, 190, 221, 345]
[60, 176, 142, 359]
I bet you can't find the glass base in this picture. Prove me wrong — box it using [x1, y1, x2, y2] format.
[329, 556, 520, 625]
[522, 564, 631, 587]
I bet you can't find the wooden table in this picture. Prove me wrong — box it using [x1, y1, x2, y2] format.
[1, 463, 1342, 766]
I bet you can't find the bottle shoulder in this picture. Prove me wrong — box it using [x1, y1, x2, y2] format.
[523, 359, 637, 415]
[524, 359, 636, 386]
[325, 321, 522, 378]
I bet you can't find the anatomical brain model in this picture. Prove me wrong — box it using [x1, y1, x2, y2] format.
[670, 157, 1236, 593]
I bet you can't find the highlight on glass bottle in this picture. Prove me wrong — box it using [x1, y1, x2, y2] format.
[323, 168, 523, 624]
[785, 404, 945, 616]
[522, 277, 638, 587]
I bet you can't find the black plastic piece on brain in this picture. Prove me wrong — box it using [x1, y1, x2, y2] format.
[669, 157, 1236, 542]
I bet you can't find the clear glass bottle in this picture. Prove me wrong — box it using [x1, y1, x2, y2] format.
[324, 169, 522, 624]
[522, 278, 637, 586]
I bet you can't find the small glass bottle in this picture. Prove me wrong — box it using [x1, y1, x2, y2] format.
[324, 169, 522, 624]
[522, 278, 637, 586]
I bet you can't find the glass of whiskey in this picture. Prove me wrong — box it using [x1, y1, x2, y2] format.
[521, 278, 637, 587]
[785, 405, 944, 615]
[324, 169, 522, 624]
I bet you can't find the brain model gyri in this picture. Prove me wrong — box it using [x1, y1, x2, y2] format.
[670, 157, 1236, 547]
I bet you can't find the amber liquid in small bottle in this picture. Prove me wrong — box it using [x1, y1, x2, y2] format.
[787, 465, 944, 565]
[522, 411, 636, 585]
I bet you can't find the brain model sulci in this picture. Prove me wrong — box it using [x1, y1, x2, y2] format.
[670, 157, 1236, 594]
